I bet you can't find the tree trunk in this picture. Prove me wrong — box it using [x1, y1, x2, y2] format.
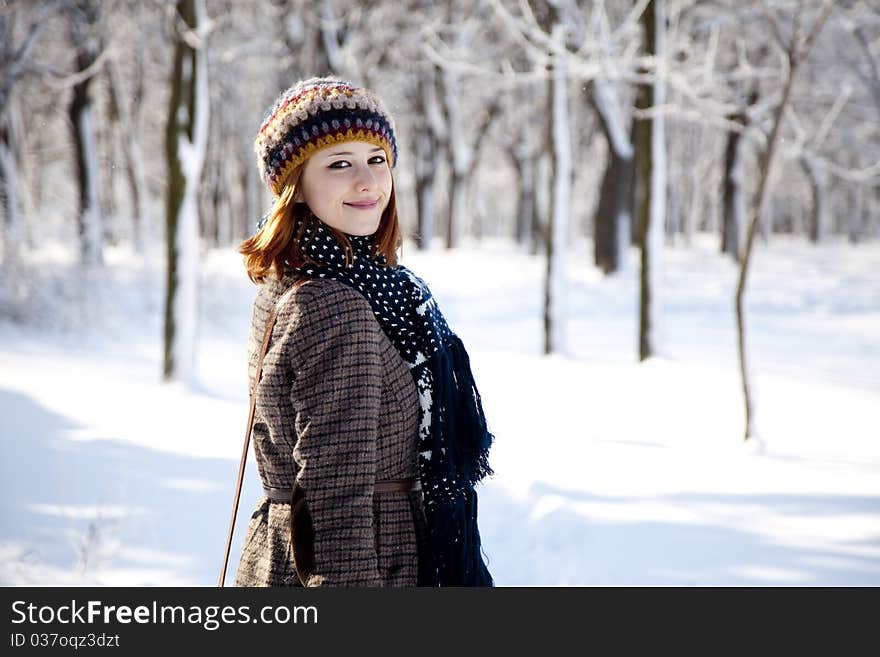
[850, 182, 866, 244]
[6, 92, 36, 251]
[508, 146, 536, 251]
[69, 79, 104, 266]
[630, 87, 650, 249]
[588, 79, 634, 274]
[102, 73, 119, 247]
[736, 2, 832, 442]
[447, 168, 465, 249]
[0, 119, 20, 266]
[684, 128, 704, 246]
[414, 126, 437, 249]
[163, 0, 209, 383]
[108, 55, 145, 252]
[799, 155, 830, 243]
[126, 133, 145, 251]
[639, 0, 666, 362]
[439, 67, 498, 250]
[68, 15, 105, 268]
[463, 101, 498, 244]
[414, 65, 447, 250]
[721, 124, 743, 259]
[441, 67, 465, 250]
[543, 19, 572, 355]
[528, 154, 545, 257]
[594, 142, 632, 273]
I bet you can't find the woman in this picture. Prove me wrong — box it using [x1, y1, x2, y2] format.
[233, 77, 494, 587]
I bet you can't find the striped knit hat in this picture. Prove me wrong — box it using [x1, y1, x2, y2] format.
[254, 76, 399, 198]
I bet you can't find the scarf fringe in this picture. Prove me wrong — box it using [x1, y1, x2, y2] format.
[422, 333, 495, 586]
[423, 488, 493, 587]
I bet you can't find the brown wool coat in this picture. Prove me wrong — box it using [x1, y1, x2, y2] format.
[232, 271, 431, 587]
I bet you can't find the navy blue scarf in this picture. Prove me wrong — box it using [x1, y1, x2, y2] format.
[282, 217, 494, 586]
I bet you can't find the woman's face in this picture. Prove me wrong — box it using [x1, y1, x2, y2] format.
[294, 140, 393, 236]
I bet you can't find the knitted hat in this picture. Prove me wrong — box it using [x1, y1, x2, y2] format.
[254, 76, 399, 198]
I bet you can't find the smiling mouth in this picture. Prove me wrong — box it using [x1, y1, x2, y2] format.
[345, 200, 379, 209]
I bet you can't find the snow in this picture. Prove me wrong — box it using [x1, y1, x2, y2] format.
[1, 233, 879, 586]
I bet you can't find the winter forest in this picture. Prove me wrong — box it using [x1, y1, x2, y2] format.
[1, 0, 878, 586]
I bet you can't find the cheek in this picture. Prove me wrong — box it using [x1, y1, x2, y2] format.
[380, 170, 394, 193]
[307, 177, 343, 207]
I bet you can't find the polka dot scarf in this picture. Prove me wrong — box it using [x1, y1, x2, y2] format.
[290, 218, 494, 586]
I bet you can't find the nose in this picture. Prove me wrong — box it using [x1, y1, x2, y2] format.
[353, 162, 377, 192]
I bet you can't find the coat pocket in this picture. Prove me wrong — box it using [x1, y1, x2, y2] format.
[289, 482, 316, 587]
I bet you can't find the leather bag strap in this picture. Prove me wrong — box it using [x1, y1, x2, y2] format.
[218, 276, 308, 587]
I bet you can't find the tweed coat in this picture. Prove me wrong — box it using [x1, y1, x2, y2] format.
[233, 270, 431, 587]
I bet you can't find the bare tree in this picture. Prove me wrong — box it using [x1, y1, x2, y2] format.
[66, 0, 107, 267]
[536, 1, 573, 354]
[721, 86, 758, 259]
[413, 62, 447, 249]
[163, 0, 210, 382]
[440, 68, 499, 249]
[0, 4, 50, 265]
[589, 77, 634, 274]
[436, 1, 501, 249]
[736, 0, 833, 441]
[500, 80, 544, 253]
[638, 0, 667, 361]
[104, 32, 146, 252]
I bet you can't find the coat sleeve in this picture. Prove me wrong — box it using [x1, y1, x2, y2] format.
[282, 283, 383, 587]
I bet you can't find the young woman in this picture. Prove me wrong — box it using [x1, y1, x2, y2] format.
[233, 77, 494, 587]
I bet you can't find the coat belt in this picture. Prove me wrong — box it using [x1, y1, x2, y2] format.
[263, 478, 421, 503]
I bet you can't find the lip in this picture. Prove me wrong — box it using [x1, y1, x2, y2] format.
[344, 200, 379, 209]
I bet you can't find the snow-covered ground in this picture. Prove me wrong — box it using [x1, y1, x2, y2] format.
[1, 233, 878, 586]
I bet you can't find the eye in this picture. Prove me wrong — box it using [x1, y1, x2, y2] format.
[328, 155, 386, 170]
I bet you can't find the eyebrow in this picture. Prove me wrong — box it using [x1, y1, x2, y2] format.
[325, 148, 384, 157]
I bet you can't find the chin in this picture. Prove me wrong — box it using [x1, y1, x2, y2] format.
[345, 228, 375, 236]
[349, 221, 381, 236]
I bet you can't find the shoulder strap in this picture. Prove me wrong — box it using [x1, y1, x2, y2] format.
[218, 275, 310, 587]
